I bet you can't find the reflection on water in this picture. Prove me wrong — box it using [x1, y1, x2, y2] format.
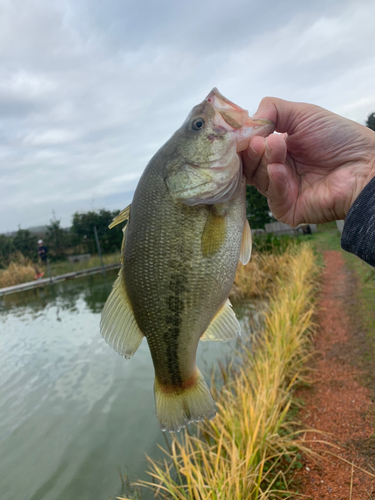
[0, 270, 253, 500]
[1, 272, 113, 315]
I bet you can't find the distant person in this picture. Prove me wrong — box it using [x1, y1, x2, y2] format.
[34, 240, 48, 279]
[243, 97, 375, 267]
[37, 240, 48, 264]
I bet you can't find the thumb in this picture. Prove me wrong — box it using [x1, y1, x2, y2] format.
[266, 163, 299, 226]
[254, 97, 303, 134]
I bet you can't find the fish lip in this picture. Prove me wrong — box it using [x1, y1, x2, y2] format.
[205, 88, 249, 130]
[205, 88, 275, 137]
[205, 87, 243, 112]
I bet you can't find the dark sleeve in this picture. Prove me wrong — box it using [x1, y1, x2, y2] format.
[341, 176, 375, 266]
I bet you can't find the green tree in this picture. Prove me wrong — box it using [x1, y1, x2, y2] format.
[45, 219, 68, 261]
[366, 112, 375, 131]
[0, 234, 15, 268]
[13, 228, 37, 261]
[246, 185, 274, 229]
[71, 209, 123, 254]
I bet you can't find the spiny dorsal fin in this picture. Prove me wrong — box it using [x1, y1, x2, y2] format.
[100, 267, 143, 358]
[109, 205, 131, 229]
[200, 299, 241, 342]
[239, 219, 252, 265]
[120, 224, 128, 264]
[201, 206, 227, 257]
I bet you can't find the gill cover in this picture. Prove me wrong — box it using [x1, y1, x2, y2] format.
[166, 156, 242, 206]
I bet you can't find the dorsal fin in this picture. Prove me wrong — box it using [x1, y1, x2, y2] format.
[120, 224, 128, 264]
[200, 299, 241, 342]
[109, 205, 131, 229]
[239, 219, 252, 265]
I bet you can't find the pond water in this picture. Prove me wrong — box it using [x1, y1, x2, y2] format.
[0, 270, 252, 500]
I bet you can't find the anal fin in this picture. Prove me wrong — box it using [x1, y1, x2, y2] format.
[200, 299, 241, 342]
[100, 267, 143, 358]
[239, 219, 252, 265]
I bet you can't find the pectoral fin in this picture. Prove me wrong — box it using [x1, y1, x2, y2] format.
[100, 267, 144, 358]
[201, 206, 227, 257]
[200, 299, 241, 342]
[109, 205, 131, 229]
[239, 219, 252, 265]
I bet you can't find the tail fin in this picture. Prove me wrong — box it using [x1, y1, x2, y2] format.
[154, 369, 216, 432]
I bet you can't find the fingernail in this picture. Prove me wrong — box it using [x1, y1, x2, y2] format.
[248, 144, 259, 160]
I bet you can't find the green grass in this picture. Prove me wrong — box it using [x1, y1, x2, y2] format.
[343, 252, 375, 371]
[302, 222, 341, 252]
[345, 258, 375, 338]
[45, 252, 121, 277]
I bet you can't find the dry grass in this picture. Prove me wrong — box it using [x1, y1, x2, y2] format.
[0, 253, 36, 288]
[129, 244, 318, 500]
[229, 251, 292, 301]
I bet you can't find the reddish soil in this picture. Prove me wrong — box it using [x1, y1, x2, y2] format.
[296, 250, 375, 499]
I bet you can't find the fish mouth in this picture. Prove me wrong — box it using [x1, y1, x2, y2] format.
[206, 88, 250, 129]
[205, 88, 274, 151]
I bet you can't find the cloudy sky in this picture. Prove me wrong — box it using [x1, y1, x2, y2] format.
[1, 0, 374, 233]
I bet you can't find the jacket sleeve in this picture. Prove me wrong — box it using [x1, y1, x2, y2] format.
[341, 176, 375, 267]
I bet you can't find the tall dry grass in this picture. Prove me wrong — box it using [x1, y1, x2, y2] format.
[131, 244, 318, 500]
[229, 250, 292, 301]
[0, 252, 36, 288]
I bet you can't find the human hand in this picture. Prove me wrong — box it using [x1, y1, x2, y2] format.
[243, 98, 375, 225]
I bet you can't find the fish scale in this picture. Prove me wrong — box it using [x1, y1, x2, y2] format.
[124, 166, 238, 386]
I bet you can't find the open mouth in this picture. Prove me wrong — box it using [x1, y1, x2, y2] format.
[206, 88, 249, 130]
[205, 88, 274, 151]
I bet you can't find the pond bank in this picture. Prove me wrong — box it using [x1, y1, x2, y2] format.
[0, 262, 121, 296]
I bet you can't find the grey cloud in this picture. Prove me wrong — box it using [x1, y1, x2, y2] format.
[0, 0, 374, 233]
[72, 0, 353, 53]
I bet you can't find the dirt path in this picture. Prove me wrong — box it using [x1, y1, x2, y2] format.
[296, 250, 375, 498]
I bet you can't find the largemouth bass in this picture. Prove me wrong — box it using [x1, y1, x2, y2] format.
[101, 89, 273, 432]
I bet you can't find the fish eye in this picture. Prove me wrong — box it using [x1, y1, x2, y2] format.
[192, 117, 205, 131]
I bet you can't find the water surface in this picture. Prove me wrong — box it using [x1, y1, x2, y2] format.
[0, 271, 251, 500]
